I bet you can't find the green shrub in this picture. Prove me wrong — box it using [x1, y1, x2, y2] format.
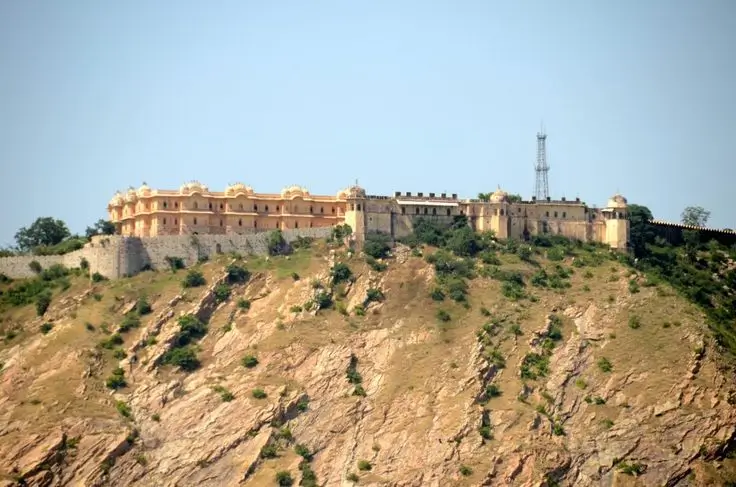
[242, 354, 258, 368]
[165, 256, 185, 272]
[91, 272, 106, 282]
[183, 270, 206, 288]
[628, 315, 641, 329]
[212, 385, 234, 402]
[315, 291, 332, 310]
[40, 322, 53, 334]
[118, 314, 141, 332]
[237, 298, 251, 310]
[115, 400, 132, 418]
[106, 367, 127, 390]
[226, 264, 250, 284]
[430, 287, 445, 301]
[29, 260, 42, 274]
[135, 297, 152, 315]
[331, 263, 353, 285]
[162, 346, 200, 371]
[267, 230, 290, 256]
[363, 232, 391, 259]
[290, 305, 302, 313]
[357, 460, 372, 471]
[365, 288, 384, 304]
[213, 283, 231, 303]
[628, 279, 640, 294]
[35, 291, 52, 316]
[275, 471, 293, 486]
[436, 309, 451, 322]
[459, 465, 473, 476]
[294, 443, 313, 461]
[597, 357, 613, 373]
[252, 388, 267, 399]
[365, 255, 387, 272]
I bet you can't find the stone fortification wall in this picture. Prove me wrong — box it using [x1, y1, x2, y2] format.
[0, 228, 332, 280]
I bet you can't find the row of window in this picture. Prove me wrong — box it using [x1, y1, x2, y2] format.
[155, 217, 313, 229]
[161, 201, 337, 214]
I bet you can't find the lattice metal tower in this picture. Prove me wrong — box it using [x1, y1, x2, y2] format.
[534, 129, 550, 200]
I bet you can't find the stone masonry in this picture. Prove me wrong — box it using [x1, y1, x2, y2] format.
[0, 227, 333, 280]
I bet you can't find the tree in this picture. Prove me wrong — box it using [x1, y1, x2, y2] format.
[15, 217, 70, 251]
[85, 219, 116, 238]
[627, 204, 655, 258]
[681, 206, 710, 227]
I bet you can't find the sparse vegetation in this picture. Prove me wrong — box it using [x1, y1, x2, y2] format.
[252, 388, 267, 399]
[241, 354, 258, 368]
[182, 270, 206, 288]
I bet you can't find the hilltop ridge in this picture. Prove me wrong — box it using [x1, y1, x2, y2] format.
[0, 223, 735, 486]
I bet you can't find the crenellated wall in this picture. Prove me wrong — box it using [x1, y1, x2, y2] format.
[0, 228, 333, 280]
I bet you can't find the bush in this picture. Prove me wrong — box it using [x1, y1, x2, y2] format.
[162, 346, 200, 371]
[363, 232, 391, 259]
[430, 287, 445, 301]
[628, 315, 641, 329]
[365, 288, 384, 304]
[106, 367, 127, 390]
[459, 465, 473, 476]
[241, 354, 258, 368]
[237, 298, 251, 310]
[165, 256, 185, 272]
[597, 357, 613, 373]
[183, 270, 206, 288]
[91, 272, 106, 282]
[118, 314, 141, 332]
[29, 260, 42, 274]
[357, 460, 372, 471]
[135, 297, 152, 315]
[40, 322, 53, 334]
[275, 471, 293, 486]
[267, 230, 290, 256]
[331, 263, 353, 285]
[436, 309, 451, 322]
[226, 264, 250, 284]
[252, 388, 267, 399]
[36, 291, 52, 316]
[213, 283, 231, 303]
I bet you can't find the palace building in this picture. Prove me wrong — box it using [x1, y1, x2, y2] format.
[108, 182, 630, 250]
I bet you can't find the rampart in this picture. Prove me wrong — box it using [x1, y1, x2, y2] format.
[0, 227, 332, 280]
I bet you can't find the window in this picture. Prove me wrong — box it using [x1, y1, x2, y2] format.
[447, 209, 451, 216]
[320, 207, 324, 214]
[254, 221, 257, 228]
[194, 218, 198, 225]
[432, 208, 437, 215]
[331, 207, 335, 214]
[295, 222, 299, 228]
[357, 204, 361, 211]
[265, 205, 269, 212]
[276, 205, 280, 211]
[554, 211, 558, 218]
[239, 203, 243, 210]
[238, 219, 242, 227]
[254, 204, 258, 211]
[163, 201, 168, 209]
[416, 208, 420, 214]
[208, 202, 212, 209]
[194, 202, 198, 209]
[220, 219, 223, 226]
[174, 202, 179, 208]
[174, 218, 178, 225]
[401, 207, 406, 215]
[545, 211, 549, 217]
[309, 206, 313, 213]
[163, 218, 167, 225]
[220, 203, 223, 210]
[562, 212, 566, 218]
[424, 208, 428, 215]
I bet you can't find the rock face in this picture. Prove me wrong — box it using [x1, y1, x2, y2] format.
[1, 250, 735, 486]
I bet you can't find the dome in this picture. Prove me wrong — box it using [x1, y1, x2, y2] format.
[137, 183, 151, 197]
[338, 184, 366, 200]
[179, 181, 209, 195]
[109, 192, 124, 207]
[281, 185, 310, 199]
[225, 182, 254, 197]
[489, 188, 509, 203]
[124, 188, 138, 203]
[607, 193, 628, 208]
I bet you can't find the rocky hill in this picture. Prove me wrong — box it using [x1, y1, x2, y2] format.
[1, 232, 735, 487]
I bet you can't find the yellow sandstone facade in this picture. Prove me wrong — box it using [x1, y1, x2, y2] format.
[108, 182, 630, 250]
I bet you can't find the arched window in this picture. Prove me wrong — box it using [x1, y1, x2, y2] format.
[163, 201, 168, 209]
[194, 202, 198, 209]
[309, 206, 313, 213]
[320, 207, 324, 214]
[295, 222, 299, 228]
[208, 202, 212, 209]
[265, 205, 269, 212]
[432, 208, 437, 215]
[193, 218, 198, 225]
[238, 219, 242, 226]
[254, 204, 258, 211]
[174, 202, 178, 208]
[163, 218, 167, 225]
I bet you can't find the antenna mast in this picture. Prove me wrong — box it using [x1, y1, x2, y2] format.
[534, 127, 550, 200]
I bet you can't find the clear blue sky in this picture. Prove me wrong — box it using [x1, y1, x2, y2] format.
[0, 0, 733, 246]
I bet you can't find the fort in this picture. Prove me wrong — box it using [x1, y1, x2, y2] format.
[0, 181, 630, 280]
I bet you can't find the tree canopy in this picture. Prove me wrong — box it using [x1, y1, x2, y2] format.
[15, 217, 71, 251]
[681, 206, 710, 227]
[85, 219, 116, 238]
